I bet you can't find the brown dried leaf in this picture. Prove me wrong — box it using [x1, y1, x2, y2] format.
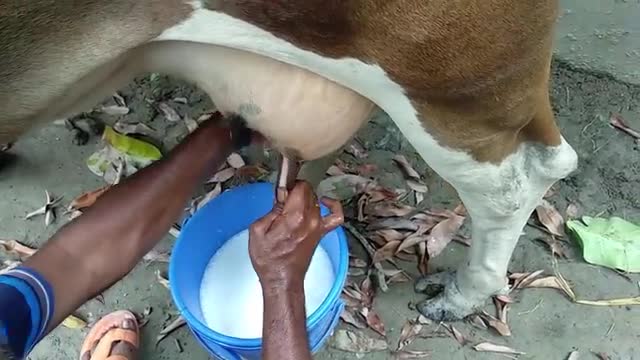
[372, 241, 401, 263]
[360, 307, 386, 337]
[479, 312, 511, 337]
[197, 183, 222, 210]
[331, 330, 388, 353]
[609, 113, 640, 140]
[156, 316, 187, 345]
[388, 272, 411, 283]
[397, 320, 423, 350]
[155, 270, 170, 289]
[357, 164, 378, 175]
[495, 294, 514, 304]
[345, 142, 368, 158]
[393, 155, 421, 180]
[172, 96, 188, 104]
[535, 199, 565, 237]
[113, 120, 159, 138]
[397, 233, 429, 254]
[376, 229, 408, 242]
[426, 214, 465, 258]
[349, 257, 368, 268]
[367, 203, 415, 218]
[526, 276, 564, 290]
[226, 153, 246, 169]
[444, 324, 467, 345]
[473, 342, 524, 355]
[317, 175, 371, 201]
[0, 239, 37, 258]
[348, 268, 367, 276]
[326, 165, 346, 176]
[113, 92, 126, 107]
[157, 102, 181, 122]
[100, 105, 130, 116]
[68, 185, 112, 211]
[417, 242, 428, 275]
[406, 180, 428, 193]
[143, 249, 170, 263]
[594, 352, 610, 360]
[512, 269, 545, 289]
[567, 351, 580, 360]
[207, 167, 235, 183]
[368, 218, 419, 232]
[183, 116, 199, 133]
[416, 315, 431, 325]
[565, 203, 579, 220]
[393, 350, 431, 359]
[236, 165, 269, 181]
[366, 186, 399, 203]
[468, 315, 488, 330]
[360, 277, 374, 306]
[340, 308, 367, 329]
[536, 237, 568, 258]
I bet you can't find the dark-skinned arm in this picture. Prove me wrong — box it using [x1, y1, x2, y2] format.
[23, 119, 236, 332]
[249, 182, 344, 360]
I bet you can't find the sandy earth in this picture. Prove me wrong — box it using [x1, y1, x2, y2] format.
[1, 60, 639, 360]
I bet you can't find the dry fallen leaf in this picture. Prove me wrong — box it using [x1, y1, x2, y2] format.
[331, 329, 388, 353]
[196, 183, 222, 210]
[376, 229, 408, 243]
[326, 165, 346, 176]
[443, 324, 467, 345]
[349, 257, 368, 268]
[594, 352, 611, 360]
[113, 92, 126, 107]
[468, 315, 488, 330]
[426, 214, 465, 258]
[473, 342, 524, 355]
[367, 203, 415, 218]
[535, 199, 565, 237]
[172, 96, 188, 104]
[0, 239, 37, 258]
[144, 249, 170, 263]
[317, 174, 371, 201]
[156, 270, 170, 289]
[227, 153, 246, 169]
[373, 241, 401, 263]
[99, 105, 130, 116]
[393, 155, 421, 180]
[393, 350, 431, 359]
[360, 307, 386, 337]
[156, 316, 187, 345]
[183, 116, 199, 133]
[366, 186, 399, 203]
[340, 308, 367, 329]
[479, 311, 511, 337]
[397, 320, 423, 350]
[609, 113, 640, 140]
[207, 167, 236, 183]
[368, 218, 419, 232]
[357, 163, 378, 176]
[536, 236, 568, 258]
[511, 269, 545, 290]
[345, 142, 368, 159]
[565, 203, 579, 220]
[68, 185, 112, 211]
[157, 102, 181, 122]
[63, 314, 87, 329]
[113, 121, 159, 138]
[406, 180, 428, 194]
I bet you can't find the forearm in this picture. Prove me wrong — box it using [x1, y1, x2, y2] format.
[261, 281, 312, 360]
[24, 123, 232, 330]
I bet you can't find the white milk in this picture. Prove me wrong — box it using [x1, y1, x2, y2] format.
[199, 229, 336, 339]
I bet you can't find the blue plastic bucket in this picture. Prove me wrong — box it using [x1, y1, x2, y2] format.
[169, 182, 348, 360]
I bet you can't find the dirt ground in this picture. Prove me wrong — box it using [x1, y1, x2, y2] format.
[1, 60, 639, 360]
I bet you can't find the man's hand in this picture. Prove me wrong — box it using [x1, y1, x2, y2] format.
[249, 181, 343, 360]
[249, 181, 344, 288]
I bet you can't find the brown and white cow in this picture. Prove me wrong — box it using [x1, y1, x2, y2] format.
[0, 0, 578, 320]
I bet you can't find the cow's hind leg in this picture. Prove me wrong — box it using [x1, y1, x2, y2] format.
[389, 94, 578, 320]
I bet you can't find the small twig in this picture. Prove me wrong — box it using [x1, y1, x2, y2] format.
[605, 322, 615, 337]
[343, 223, 389, 292]
[517, 299, 543, 316]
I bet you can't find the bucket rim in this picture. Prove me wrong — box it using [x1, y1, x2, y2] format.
[169, 182, 349, 349]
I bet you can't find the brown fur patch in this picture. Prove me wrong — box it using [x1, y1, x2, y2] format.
[211, 0, 563, 162]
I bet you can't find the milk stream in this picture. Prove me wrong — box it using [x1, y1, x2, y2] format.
[199, 229, 335, 338]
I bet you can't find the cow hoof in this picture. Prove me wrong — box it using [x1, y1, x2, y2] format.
[415, 271, 477, 321]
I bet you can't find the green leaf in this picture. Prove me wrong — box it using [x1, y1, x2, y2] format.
[567, 216, 640, 273]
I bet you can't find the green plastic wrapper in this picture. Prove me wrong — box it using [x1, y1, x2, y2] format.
[567, 216, 640, 273]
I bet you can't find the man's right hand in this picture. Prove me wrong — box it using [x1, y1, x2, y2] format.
[249, 181, 344, 289]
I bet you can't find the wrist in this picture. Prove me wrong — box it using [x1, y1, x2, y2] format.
[260, 274, 305, 297]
